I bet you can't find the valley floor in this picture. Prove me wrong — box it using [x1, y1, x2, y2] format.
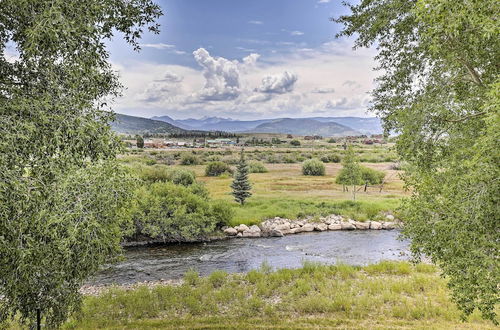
[56, 261, 496, 329]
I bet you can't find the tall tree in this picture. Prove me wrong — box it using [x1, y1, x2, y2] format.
[136, 134, 145, 148]
[0, 0, 161, 327]
[231, 150, 252, 205]
[335, 0, 499, 322]
[336, 145, 361, 200]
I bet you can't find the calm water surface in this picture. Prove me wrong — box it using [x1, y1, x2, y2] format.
[91, 230, 410, 285]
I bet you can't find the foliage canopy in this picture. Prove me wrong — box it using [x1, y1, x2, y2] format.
[336, 0, 499, 322]
[0, 0, 161, 327]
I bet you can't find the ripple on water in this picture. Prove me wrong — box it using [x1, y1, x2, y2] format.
[90, 230, 410, 286]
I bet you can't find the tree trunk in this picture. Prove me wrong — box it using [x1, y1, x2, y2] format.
[36, 309, 41, 330]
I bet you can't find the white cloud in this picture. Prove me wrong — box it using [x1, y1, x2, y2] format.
[248, 20, 263, 25]
[112, 39, 377, 119]
[318, 0, 330, 3]
[257, 71, 298, 94]
[290, 30, 304, 36]
[141, 43, 175, 49]
[193, 48, 241, 101]
[312, 87, 335, 94]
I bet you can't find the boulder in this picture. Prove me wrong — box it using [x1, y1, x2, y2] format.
[223, 227, 238, 236]
[386, 214, 395, 221]
[328, 223, 342, 230]
[242, 230, 261, 238]
[382, 222, 396, 230]
[370, 221, 382, 230]
[268, 229, 284, 237]
[341, 222, 356, 230]
[302, 223, 315, 232]
[236, 232, 243, 237]
[314, 223, 328, 231]
[235, 224, 249, 233]
[354, 221, 370, 230]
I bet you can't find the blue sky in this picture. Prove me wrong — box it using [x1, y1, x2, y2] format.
[109, 0, 377, 119]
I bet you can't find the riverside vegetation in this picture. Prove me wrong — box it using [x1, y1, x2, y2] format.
[6, 261, 492, 329]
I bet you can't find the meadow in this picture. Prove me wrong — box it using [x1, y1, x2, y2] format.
[119, 144, 405, 226]
[46, 261, 495, 329]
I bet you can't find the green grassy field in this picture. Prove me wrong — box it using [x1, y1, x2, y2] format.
[186, 162, 404, 226]
[44, 261, 495, 329]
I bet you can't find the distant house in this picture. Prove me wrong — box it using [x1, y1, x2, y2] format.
[143, 139, 164, 148]
[286, 134, 293, 139]
[304, 135, 322, 140]
[363, 139, 374, 145]
[304, 136, 313, 140]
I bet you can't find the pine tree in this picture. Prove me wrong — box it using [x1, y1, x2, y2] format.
[231, 150, 252, 205]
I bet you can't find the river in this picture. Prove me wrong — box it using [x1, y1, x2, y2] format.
[91, 230, 410, 286]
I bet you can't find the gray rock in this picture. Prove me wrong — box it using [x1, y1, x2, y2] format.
[236, 224, 249, 233]
[382, 222, 396, 230]
[223, 227, 238, 236]
[269, 229, 284, 237]
[341, 222, 356, 230]
[314, 223, 328, 231]
[370, 221, 382, 230]
[386, 214, 395, 221]
[302, 223, 315, 232]
[328, 223, 342, 230]
[354, 221, 370, 230]
[236, 232, 243, 237]
[242, 230, 261, 238]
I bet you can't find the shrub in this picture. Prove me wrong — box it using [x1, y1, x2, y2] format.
[133, 165, 195, 186]
[169, 169, 196, 186]
[205, 161, 233, 177]
[248, 161, 268, 173]
[125, 182, 233, 241]
[320, 154, 341, 163]
[180, 153, 200, 165]
[360, 166, 386, 184]
[290, 139, 301, 146]
[302, 158, 325, 176]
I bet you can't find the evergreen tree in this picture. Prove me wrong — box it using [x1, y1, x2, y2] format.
[136, 135, 144, 148]
[231, 150, 252, 205]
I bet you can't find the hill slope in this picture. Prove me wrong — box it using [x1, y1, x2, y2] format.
[152, 115, 382, 134]
[250, 118, 360, 137]
[111, 114, 186, 135]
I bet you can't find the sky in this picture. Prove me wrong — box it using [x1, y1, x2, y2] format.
[108, 0, 378, 120]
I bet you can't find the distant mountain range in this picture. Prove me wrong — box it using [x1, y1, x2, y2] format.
[110, 113, 383, 136]
[151, 115, 383, 135]
[250, 118, 361, 136]
[111, 114, 187, 135]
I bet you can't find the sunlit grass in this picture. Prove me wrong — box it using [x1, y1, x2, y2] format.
[55, 261, 497, 329]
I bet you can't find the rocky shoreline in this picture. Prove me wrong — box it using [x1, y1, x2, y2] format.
[223, 214, 400, 238]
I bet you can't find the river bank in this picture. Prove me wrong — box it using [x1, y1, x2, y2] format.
[65, 261, 497, 329]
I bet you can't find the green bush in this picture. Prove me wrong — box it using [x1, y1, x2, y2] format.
[290, 139, 301, 146]
[302, 159, 325, 176]
[320, 154, 341, 163]
[205, 161, 233, 177]
[124, 182, 233, 241]
[248, 161, 268, 173]
[132, 165, 195, 186]
[180, 153, 200, 165]
[360, 166, 385, 184]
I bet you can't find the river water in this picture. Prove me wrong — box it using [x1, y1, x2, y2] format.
[91, 230, 410, 286]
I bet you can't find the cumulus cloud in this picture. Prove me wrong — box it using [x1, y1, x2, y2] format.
[137, 71, 184, 103]
[242, 53, 260, 69]
[155, 72, 183, 83]
[312, 87, 335, 94]
[193, 48, 241, 101]
[257, 71, 298, 94]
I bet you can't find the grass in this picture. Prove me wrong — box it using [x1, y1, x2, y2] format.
[40, 261, 495, 329]
[187, 163, 405, 226]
